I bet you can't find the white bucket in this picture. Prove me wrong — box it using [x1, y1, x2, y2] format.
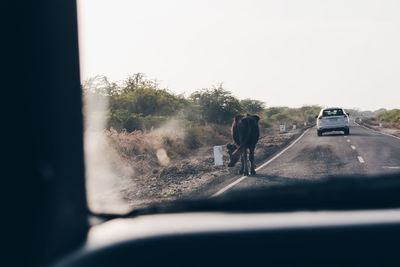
[280, 124, 286, 133]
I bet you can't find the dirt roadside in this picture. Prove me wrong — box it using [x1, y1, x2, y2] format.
[120, 126, 311, 209]
[356, 118, 400, 138]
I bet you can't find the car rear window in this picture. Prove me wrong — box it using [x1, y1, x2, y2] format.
[322, 109, 344, 117]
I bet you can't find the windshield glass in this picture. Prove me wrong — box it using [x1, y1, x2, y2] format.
[322, 109, 344, 117]
[77, 0, 400, 214]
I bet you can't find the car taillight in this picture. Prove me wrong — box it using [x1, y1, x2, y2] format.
[344, 114, 348, 118]
[318, 115, 323, 119]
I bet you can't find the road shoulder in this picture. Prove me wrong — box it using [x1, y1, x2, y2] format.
[355, 120, 400, 139]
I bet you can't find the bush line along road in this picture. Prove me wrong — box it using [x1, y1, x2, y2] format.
[210, 119, 400, 197]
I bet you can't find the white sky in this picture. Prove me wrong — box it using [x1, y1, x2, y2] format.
[77, 0, 400, 110]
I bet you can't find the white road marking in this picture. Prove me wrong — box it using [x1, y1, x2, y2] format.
[210, 129, 310, 198]
[347, 139, 351, 142]
[382, 166, 400, 169]
[351, 145, 356, 150]
[354, 121, 400, 141]
[357, 156, 365, 163]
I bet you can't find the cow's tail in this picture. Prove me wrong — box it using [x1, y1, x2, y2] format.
[243, 117, 252, 146]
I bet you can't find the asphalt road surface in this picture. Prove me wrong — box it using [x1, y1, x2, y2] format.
[212, 120, 400, 197]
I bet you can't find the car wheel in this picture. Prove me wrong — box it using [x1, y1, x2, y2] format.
[344, 129, 350, 135]
[317, 130, 322, 136]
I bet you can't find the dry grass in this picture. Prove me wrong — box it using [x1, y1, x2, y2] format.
[86, 120, 304, 211]
[360, 118, 400, 130]
[105, 123, 231, 175]
[90, 123, 231, 209]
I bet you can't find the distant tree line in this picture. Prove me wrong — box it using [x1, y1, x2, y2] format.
[82, 73, 322, 132]
[344, 108, 400, 123]
[373, 109, 400, 123]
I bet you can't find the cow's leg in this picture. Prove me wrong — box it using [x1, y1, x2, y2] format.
[239, 150, 244, 174]
[249, 146, 256, 175]
[243, 147, 249, 176]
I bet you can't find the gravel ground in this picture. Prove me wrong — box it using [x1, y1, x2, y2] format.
[120, 128, 306, 210]
[357, 119, 400, 138]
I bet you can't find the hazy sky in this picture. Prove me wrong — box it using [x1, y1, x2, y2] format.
[77, 0, 400, 110]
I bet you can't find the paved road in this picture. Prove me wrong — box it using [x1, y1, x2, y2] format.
[212, 121, 400, 197]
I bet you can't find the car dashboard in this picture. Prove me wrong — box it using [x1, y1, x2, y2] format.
[53, 209, 400, 267]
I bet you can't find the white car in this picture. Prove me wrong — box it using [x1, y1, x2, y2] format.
[316, 108, 350, 136]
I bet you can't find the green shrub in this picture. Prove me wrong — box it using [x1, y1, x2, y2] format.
[376, 109, 400, 123]
[259, 117, 272, 128]
[184, 126, 202, 149]
[240, 99, 265, 114]
[142, 116, 168, 130]
[125, 114, 144, 132]
[190, 84, 243, 125]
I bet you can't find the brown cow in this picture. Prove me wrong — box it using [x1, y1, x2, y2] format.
[227, 114, 260, 176]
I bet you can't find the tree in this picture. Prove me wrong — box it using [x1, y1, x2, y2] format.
[84, 73, 188, 132]
[264, 107, 285, 117]
[121, 73, 160, 94]
[299, 105, 321, 122]
[82, 75, 119, 96]
[240, 99, 265, 114]
[110, 87, 186, 117]
[376, 109, 400, 123]
[190, 83, 243, 125]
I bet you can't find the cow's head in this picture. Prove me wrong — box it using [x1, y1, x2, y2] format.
[227, 143, 241, 167]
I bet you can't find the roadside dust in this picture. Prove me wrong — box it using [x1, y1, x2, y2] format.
[358, 119, 400, 138]
[119, 129, 303, 209]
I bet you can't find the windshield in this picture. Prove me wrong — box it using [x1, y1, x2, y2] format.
[322, 109, 345, 117]
[77, 0, 400, 214]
